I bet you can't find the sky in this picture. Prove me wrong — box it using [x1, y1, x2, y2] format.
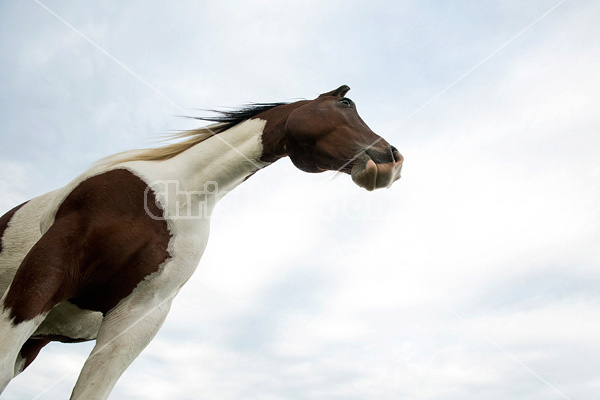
[1, 0, 599, 399]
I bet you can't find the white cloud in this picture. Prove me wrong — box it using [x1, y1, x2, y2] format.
[1, 0, 599, 399]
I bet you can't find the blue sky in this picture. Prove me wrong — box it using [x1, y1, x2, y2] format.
[1, 1, 599, 399]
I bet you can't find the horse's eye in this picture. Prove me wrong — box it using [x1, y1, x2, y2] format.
[340, 98, 352, 106]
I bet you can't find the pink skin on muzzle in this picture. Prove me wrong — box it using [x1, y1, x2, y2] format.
[351, 149, 404, 191]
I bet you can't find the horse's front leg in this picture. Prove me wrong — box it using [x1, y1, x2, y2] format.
[0, 219, 82, 393]
[69, 236, 205, 400]
[0, 301, 48, 393]
[69, 282, 176, 400]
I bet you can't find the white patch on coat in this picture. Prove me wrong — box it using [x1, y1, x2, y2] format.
[34, 302, 102, 341]
[0, 307, 46, 393]
[0, 190, 59, 297]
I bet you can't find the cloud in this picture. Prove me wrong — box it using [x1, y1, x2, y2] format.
[1, 0, 599, 399]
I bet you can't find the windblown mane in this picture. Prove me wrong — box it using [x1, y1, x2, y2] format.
[105, 103, 287, 165]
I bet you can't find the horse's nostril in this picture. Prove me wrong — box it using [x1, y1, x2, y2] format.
[390, 146, 403, 163]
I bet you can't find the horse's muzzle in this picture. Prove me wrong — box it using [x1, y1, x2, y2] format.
[350, 147, 403, 191]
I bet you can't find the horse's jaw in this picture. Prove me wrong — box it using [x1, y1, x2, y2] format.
[350, 152, 403, 191]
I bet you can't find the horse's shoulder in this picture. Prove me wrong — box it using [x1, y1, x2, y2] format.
[35, 168, 172, 314]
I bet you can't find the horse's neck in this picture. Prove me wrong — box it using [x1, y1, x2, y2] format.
[131, 118, 270, 200]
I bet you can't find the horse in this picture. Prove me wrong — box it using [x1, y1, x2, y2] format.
[0, 85, 403, 399]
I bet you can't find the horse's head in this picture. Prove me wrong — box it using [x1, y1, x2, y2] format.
[281, 85, 403, 191]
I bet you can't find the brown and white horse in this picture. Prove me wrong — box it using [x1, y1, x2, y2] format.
[0, 85, 403, 399]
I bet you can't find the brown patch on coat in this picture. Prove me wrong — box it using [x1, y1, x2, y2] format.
[31, 334, 91, 343]
[257, 85, 402, 186]
[18, 334, 96, 372]
[258, 101, 308, 164]
[19, 337, 51, 371]
[3, 169, 171, 324]
[0, 201, 28, 254]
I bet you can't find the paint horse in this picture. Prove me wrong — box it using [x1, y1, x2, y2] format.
[0, 85, 403, 399]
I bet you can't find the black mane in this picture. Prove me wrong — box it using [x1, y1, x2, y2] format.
[193, 102, 288, 131]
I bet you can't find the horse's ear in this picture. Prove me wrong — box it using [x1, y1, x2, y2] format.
[318, 85, 350, 98]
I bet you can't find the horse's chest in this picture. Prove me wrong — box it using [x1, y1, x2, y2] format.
[33, 302, 102, 341]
